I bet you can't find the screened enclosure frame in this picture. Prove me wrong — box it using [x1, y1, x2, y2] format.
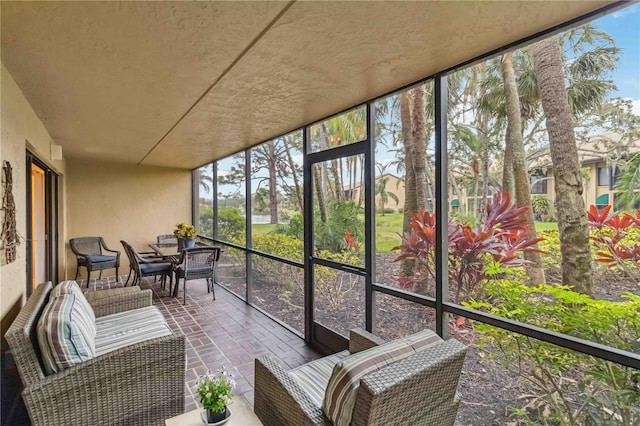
[192, 0, 639, 370]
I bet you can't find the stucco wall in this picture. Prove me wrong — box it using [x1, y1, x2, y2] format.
[65, 158, 191, 279]
[1, 62, 66, 326]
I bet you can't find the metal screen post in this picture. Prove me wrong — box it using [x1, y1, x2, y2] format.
[435, 74, 450, 340]
[365, 102, 376, 332]
[245, 151, 253, 303]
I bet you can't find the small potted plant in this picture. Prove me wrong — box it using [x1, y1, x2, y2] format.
[196, 368, 235, 424]
[174, 222, 197, 251]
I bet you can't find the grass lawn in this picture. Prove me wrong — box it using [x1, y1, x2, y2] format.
[252, 223, 278, 236]
[253, 214, 557, 252]
[535, 222, 558, 231]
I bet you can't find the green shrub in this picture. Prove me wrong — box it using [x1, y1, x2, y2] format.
[532, 195, 551, 220]
[383, 207, 395, 214]
[315, 201, 364, 253]
[538, 230, 561, 269]
[218, 208, 246, 242]
[466, 280, 640, 425]
[252, 234, 304, 297]
[273, 202, 365, 254]
[273, 212, 304, 240]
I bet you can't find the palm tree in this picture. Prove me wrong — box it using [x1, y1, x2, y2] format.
[530, 36, 594, 295]
[501, 51, 545, 284]
[615, 153, 640, 210]
[199, 168, 213, 194]
[375, 164, 400, 215]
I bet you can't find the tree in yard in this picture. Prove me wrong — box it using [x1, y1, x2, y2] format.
[530, 36, 593, 295]
[375, 163, 400, 215]
[399, 90, 418, 277]
[251, 141, 281, 224]
[500, 51, 546, 284]
[615, 153, 640, 210]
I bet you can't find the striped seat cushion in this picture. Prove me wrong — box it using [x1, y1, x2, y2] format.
[95, 306, 172, 355]
[289, 350, 350, 407]
[322, 329, 443, 426]
[37, 292, 97, 374]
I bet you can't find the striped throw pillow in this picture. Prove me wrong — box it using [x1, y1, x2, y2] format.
[51, 280, 96, 335]
[322, 329, 443, 426]
[37, 292, 96, 373]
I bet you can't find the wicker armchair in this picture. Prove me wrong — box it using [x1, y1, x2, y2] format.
[4, 282, 185, 426]
[255, 328, 467, 426]
[121, 240, 173, 289]
[173, 246, 220, 305]
[70, 237, 121, 287]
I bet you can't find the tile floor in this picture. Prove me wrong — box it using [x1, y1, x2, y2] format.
[81, 274, 321, 412]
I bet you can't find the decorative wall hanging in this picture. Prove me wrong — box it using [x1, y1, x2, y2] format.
[1, 161, 19, 264]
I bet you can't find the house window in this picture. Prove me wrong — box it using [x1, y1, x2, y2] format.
[597, 167, 610, 187]
[530, 173, 547, 195]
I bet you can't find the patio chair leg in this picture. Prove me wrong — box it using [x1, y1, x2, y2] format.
[183, 279, 186, 305]
[75, 266, 79, 281]
[99, 270, 103, 280]
[115, 267, 119, 283]
[86, 270, 91, 288]
[211, 279, 215, 301]
[126, 269, 132, 285]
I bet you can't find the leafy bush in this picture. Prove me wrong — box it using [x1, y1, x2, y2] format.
[315, 201, 364, 253]
[218, 208, 246, 242]
[252, 234, 304, 299]
[394, 192, 544, 302]
[466, 279, 640, 425]
[275, 203, 364, 254]
[588, 205, 640, 280]
[532, 195, 551, 220]
[383, 207, 395, 214]
[273, 212, 304, 240]
[538, 230, 561, 269]
[315, 250, 362, 309]
[252, 233, 361, 310]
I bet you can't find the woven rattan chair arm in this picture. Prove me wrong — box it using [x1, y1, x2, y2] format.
[352, 338, 467, 426]
[99, 238, 120, 255]
[349, 328, 386, 353]
[22, 333, 185, 426]
[139, 257, 170, 264]
[254, 355, 329, 426]
[88, 289, 152, 317]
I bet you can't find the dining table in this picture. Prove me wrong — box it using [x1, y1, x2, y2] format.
[148, 242, 223, 297]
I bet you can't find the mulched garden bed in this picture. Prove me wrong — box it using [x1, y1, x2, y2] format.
[218, 252, 638, 425]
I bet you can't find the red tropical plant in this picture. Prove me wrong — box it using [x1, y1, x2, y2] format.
[587, 205, 640, 278]
[343, 231, 361, 251]
[394, 192, 545, 302]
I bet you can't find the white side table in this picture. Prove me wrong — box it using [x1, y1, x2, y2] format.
[165, 396, 263, 426]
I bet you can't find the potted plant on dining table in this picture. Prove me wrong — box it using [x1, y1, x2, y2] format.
[196, 368, 235, 425]
[174, 222, 197, 251]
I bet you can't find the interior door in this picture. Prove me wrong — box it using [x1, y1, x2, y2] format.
[26, 152, 58, 294]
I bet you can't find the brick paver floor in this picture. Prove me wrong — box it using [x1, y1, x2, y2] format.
[81, 274, 321, 411]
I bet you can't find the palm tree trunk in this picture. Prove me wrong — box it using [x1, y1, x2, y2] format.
[283, 136, 303, 212]
[400, 91, 416, 277]
[313, 165, 327, 223]
[531, 37, 593, 295]
[501, 52, 545, 285]
[410, 86, 428, 210]
[267, 143, 279, 224]
[479, 116, 490, 210]
[502, 124, 515, 196]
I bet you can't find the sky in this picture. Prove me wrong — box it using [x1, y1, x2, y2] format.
[211, 4, 640, 201]
[598, 3, 640, 114]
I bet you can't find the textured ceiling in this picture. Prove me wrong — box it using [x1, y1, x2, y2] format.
[1, 1, 617, 169]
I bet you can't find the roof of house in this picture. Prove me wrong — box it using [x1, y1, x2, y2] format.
[528, 132, 640, 170]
